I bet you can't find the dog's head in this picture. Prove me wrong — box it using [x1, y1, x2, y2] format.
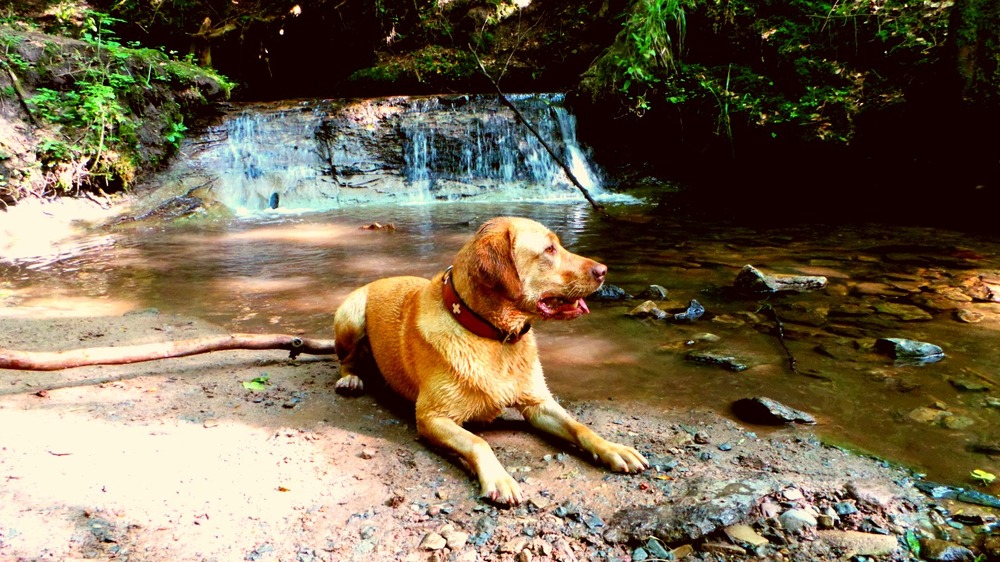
[453, 217, 606, 321]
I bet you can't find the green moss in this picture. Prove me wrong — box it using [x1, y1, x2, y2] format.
[349, 45, 477, 88]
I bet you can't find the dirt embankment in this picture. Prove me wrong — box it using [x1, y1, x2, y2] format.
[0, 26, 229, 206]
[1, 311, 993, 561]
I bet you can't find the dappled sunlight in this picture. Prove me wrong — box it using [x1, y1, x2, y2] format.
[217, 275, 316, 295]
[539, 331, 641, 367]
[1, 197, 117, 266]
[220, 223, 382, 246]
[0, 407, 359, 559]
[0, 289, 140, 319]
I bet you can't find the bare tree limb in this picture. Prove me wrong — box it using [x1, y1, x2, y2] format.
[2, 63, 39, 128]
[469, 48, 607, 217]
[0, 334, 337, 372]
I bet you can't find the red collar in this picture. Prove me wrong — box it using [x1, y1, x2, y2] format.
[442, 266, 530, 344]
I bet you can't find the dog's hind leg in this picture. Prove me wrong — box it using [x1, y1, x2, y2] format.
[333, 285, 370, 394]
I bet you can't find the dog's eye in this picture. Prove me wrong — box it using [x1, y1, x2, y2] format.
[544, 244, 557, 255]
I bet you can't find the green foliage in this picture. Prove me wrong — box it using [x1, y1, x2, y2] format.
[242, 374, 271, 391]
[351, 45, 477, 86]
[0, 32, 29, 72]
[2, 10, 232, 200]
[24, 12, 142, 192]
[164, 119, 188, 148]
[586, 0, 953, 146]
[614, 0, 694, 95]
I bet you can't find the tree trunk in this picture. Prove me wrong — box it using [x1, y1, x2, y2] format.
[950, 0, 1000, 106]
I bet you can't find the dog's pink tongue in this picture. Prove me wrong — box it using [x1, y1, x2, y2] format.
[544, 297, 589, 320]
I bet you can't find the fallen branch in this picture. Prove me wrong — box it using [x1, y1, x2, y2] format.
[469, 48, 607, 217]
[0, 334, 337, 371]
[2, 62, 40, 128]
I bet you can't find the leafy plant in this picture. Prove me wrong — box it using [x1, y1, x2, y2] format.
[11, 10, 232, 199]
[164, 119, 188, 148]
[582, 0, 955, 148]
[242, 374, 271, 391]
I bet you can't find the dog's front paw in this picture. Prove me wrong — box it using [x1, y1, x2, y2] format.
[595, 441, 649, 473]
[334, 374, 365, 395]
[480, 471, 524, 506]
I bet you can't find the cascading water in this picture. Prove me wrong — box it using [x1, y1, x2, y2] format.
[177, 94, 624, 214]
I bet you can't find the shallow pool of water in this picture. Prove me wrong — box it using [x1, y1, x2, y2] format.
[4, 201, 1000, 488]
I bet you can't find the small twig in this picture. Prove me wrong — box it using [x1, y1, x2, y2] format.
[760, 303, 799, 375]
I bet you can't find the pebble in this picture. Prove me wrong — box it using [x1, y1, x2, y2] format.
[628, 301, 667, 319]
[874, 337, 944, 362]
[635, 285, 668, 300]
[956, 309, 985, 323]
[591, 284, 631, 301]
[833, 501, 858, 516]
[500, 537, 530, 554]
[686, 350, 749, 372]
[528, 496, 551, 510]
[949, 378, 991, 392]
[846, 480, 898, 509]
[670, 544, 695, 559]
[360, 448, 376, 459]
[908, 406, 950, 425]
[920, 538, 976, 561]
[701, 542, 747, 556]
[732, 396, 815, 425]
[724, 524, 769, 547]
[644, 538, 671, 559]
[691, 332, 721, 342]
[942, 415, 975, 430]
[441, 528, 468, 549]
[778, 508, 817, 534]
[419, 532, 447, 550]
[817, 530, 898, 556]
[759, 500, 782, 519]
[781, 488, 805, 501]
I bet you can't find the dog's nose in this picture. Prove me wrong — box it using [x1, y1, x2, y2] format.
[592, 263, 607, 282]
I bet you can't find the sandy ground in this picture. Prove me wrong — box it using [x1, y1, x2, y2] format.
[0, 308, 945, 562]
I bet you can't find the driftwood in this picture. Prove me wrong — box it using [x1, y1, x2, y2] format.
[0, 334, 337, 372]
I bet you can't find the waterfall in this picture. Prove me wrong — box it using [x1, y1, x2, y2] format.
[179, 94, 624, 214]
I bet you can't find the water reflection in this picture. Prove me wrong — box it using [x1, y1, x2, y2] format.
[4, 201, 1000, 489]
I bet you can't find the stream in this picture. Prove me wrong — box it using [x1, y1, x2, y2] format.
[3, 94, 1000, 492]
[4, 201, 1000, 490]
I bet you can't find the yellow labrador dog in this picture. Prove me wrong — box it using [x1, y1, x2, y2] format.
[333, 217, 647, 504]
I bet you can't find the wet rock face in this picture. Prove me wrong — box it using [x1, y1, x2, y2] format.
[874, 338, 945, 365]
[604, 477, 779, 544]
[731, 397, 816, 425]
[166, 94, 608, 212]
[733, 265, 828, 296]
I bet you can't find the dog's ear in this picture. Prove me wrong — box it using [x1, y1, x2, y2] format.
[464, 219, 522, 300]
